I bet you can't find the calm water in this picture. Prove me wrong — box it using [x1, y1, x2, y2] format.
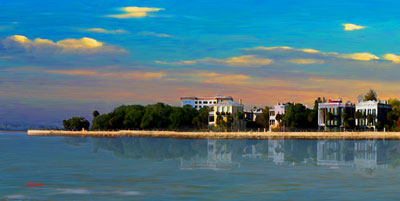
[2, 132, 400, 200]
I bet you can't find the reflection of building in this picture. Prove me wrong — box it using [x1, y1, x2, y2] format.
[180, 95, 233, 110]
[317, 140, 353, 167]
[242, 145, 263, 159]
[354, 140, 388, 170]
[180, 140, 240, 170]
[269, 103, 290, 129]
[208, 100, 245, 130]
[318, 99, 355, 131]
[268, 140, 285, 164]
[355, 100, 392, 130]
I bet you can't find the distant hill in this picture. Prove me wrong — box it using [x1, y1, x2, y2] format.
[0, 123, 61, 131]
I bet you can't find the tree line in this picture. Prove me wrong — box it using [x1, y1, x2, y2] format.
[63, 103, 209, 131]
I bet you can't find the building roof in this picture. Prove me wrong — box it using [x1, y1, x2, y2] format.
[180, 95, 233, 100]
[212, 100, 243, 107]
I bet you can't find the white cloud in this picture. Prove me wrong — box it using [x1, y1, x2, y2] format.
[157, 55, 273, 67]
[139, 32, 173, 38]
[83, 28, 127, 34]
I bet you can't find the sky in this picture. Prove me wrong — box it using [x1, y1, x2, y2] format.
[2, 0, 400, 126]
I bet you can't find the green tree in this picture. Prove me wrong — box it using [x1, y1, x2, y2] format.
[359, 89, 377, 102]
[282, 104, 312, 130]
[216, 115, 223, 131]
[227, 115, 234, 131]
[275, 113, 282, 125]
[93, 110, 100, 118]
[63, 117, 90, 131]
[235, 111, 244, 131]
[367, 114, 374, 127]
[192, 107, 209, 129]
[123, 105, 144, 129]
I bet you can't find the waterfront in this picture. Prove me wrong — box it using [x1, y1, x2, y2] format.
[3, 131, 400, 200]
[28, 129, 400, 140]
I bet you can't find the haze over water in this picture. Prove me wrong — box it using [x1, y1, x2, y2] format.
[2, 132, 400, 200]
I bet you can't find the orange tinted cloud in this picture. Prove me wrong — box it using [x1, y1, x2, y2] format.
[106, 7, 164, 18]
[46, 69, 165, 80]
[157, 55, 273, 67]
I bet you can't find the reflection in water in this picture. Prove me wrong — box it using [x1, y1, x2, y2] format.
[72, 137, 400, 173]
[180, 140, 240, 170]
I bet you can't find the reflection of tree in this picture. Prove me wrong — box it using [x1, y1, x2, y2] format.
[63, 137, 89, 146]
[65, 137, 400, 171]
[283, 140, 317, 163]
[92, 138, 207, 160]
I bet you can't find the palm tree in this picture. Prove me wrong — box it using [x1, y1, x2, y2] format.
[216, 115, 223, 132]
[236, 111, 244, 131]
[341, 112, 349, 131]
[227, 115, 233, 131]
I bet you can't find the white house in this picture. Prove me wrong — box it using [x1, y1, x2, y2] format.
[180, 95, 233, 110]
[355, 100, 391, 130]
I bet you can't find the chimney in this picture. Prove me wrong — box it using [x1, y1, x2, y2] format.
[239, 99, 243, 105]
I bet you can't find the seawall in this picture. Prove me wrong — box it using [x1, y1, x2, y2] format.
[27, 130, 400, 140]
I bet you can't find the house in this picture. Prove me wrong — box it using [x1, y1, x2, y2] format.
[269, 102, 290, 130]
[244, 107, 263, 121]
[180, 95, 233, 110]
[318, 99, 355, 131]
[355, 100, 392, 130]
[208, 99, 245, 131]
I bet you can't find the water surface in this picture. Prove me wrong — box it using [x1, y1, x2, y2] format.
[1, 132, 400, 200]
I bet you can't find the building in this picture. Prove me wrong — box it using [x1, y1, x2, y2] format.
[355, 100, 392, 130]
[180, 95, 234, 110]
[208, 99, 245, 131]
[244, 107, 264, 122]
[318, 99, 355, 131]
[269, 102, 290, 129]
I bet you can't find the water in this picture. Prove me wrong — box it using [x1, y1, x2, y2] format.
[2, 132, 400, 200]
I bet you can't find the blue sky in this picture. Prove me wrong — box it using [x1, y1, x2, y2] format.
[1, 0, 400, 126]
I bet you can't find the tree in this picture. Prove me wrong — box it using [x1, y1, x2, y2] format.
[63, 117, 90, 131]
[93, 110, 100, 118]
[216, 115, 223, 131]
[342, 112, 349, 131]
[282, 104, 312, 130]
[226, 115, 233, 131]
[123, 105, 144, 129]
[358, 89, 377, 102]
[275, 113, 282, 125]
[235, 111, 244, 131]
[192, 108, 208, 130]
[367, 114, 374, 127]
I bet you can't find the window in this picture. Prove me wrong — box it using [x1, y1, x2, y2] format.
[209, 116, 214, 122]
[203, 101, 207, 104]
[195, 101, 198, 104]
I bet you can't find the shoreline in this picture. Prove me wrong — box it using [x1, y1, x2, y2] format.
[27, 130, 400, 140]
